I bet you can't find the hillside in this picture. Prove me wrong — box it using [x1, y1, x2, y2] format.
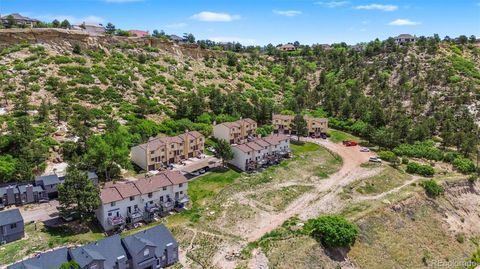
[1, 29, 480, 269]
[0, 28, 478, 181]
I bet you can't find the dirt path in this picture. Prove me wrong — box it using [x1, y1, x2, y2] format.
[353, 176, 422, 202]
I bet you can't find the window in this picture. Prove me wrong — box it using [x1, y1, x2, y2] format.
[163, 187, 167, 191]
[148, 193, 153, 198]
[111, 202, 116, 206]
[150, 151, 155, 154]
[151, 158, 155, 162]
[160, 196, 164, 202]
[130, 197, 134, 201]
[108, 212, 112, 217]
[10, 223, 17, 229]
[144, 248, 150, 257]
[171, 145, 174, 149]
[179, 183, 183, 188]
[180, 191, 183, 195]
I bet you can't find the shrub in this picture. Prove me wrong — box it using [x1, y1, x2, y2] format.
[452, 157, 476, 174]
[420, 180, 444, 197]
[377, 151, 397, 162]
[401, 158, 409, 165]
[72, 44, 82, 54]
[393, 140, 444, 161]
[304, 215, 358, 248]
[406, 162, 435, 176]
[468, 175, 478, 183]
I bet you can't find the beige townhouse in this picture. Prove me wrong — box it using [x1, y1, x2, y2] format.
[213, 118, 257, 144]
[272, 114, 328, 137]
[131, 131, 204, 171]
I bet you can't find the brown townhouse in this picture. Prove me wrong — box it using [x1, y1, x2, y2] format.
[131, 131, 204, 171]
[272, 114, 328, 137]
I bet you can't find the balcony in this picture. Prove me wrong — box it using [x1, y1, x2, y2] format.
[127, 208, 144, 223]
[175, 195, 189, 205]
[107, 215, 125, 226]
[145, 203, 159, 213]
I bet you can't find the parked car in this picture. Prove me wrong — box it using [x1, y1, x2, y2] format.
[198, 168, 206, 174]
[320, 133, 327, 139]
[190, 170, 200, 176]
[360, 147, 370, 152]
[207, 147, 216, 153]
[343, 140, 358, 146]
[369, 156, 382, 163]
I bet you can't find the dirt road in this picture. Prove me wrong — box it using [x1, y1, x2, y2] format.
[245, 138, 376, 242]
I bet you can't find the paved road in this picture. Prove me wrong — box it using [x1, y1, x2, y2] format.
[19, 200, 60, 223]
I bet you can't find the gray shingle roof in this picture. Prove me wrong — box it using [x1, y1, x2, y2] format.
[7, 247, 69, 269]
[69, 235, 126, 269]
[122, 224, 178, 257]
[87, 171, 98, 180]
[0, 208, 23, 226]
[35, 175, 60, 186]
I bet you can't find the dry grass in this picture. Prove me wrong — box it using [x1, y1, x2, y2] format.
[343, 166, 411, 197]
[349, 195, 476, 269]
[248, 185, 313, 211]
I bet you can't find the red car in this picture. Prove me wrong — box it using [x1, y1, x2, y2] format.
[342, 140, 358, 146]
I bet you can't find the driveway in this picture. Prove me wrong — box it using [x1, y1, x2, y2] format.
[19, 200, 60, 223]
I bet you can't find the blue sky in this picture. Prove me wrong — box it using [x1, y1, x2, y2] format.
[1, 0, 479, 45]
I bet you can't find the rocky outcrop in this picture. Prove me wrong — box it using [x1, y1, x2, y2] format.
[0, 28, 221, 59]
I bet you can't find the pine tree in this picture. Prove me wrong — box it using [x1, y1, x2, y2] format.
[213, 139, 234, 167]
[292, 114, 308, 140]
[57, 164, 100, 220]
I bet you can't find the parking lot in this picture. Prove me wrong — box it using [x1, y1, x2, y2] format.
[17, 200, 59, 223]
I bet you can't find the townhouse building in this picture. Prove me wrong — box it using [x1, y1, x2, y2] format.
[230, 134, 291, 171]
[272, 114, 328, 137]
[96, 171, 188, 232]
[131, 131, 205, 171]
[0, 184, 47, 208]
[213, 118, 257, 144]
[0, 208, 24, 244]
[8, 224, 179, 269]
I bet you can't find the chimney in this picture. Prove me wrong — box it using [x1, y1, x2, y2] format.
[26, 184, 34, 203]
[116, 255, 126, 269]
[6, 185, 15, 205]
[165, 242, 176, 265]
[184, 130, 189, 158]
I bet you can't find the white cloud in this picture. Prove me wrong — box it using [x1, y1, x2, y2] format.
[165, 22, 187, 28]
[273, 10, 302, 17]
[315, 1, 350, 8]
[355, 4, 398, 11]
[388, 19, 420, 26]
[191, 11, 240, 22]
[36, 14, 105, 24]
[103, 0, 143, 3]
[209, 36, 256, 45]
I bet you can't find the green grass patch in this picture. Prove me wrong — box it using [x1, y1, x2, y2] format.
[188, 169, 241, 208]
[290, 141, 320, 154]
[328, 129, 360, 143]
